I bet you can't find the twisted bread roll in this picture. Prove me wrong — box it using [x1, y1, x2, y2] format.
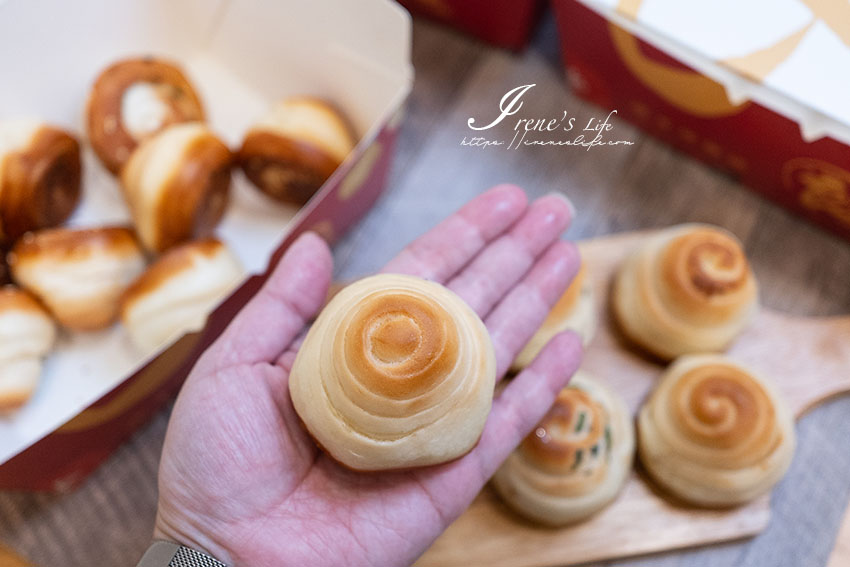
[8, 227, 146, 331]
[121, 123, 232, 253]
[0, 286, 56, 410]
[289, 273, 496, 471]
[638, 354, 795, 507]
[492, 371, 634, 525]
[120, 238, 243, 354]
[0, 120, 81, 243]
[613, 224, 758, 360]
[86, 57, 205, 174]
[511, 262, 595, 373]
[238, 97, 356, 205]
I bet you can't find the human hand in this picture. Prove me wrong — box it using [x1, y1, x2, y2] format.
[153, 184, 583, 566]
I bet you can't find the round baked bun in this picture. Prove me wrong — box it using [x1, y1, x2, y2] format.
[120, 238, 243, 354]
[8, 227, 146, 331]
[638, 354, 795, 507]
[289, 273, 497, 471]
[492, 371, 634, 525]
[238, 97, 356, 205]
[86, 57, 205, 174]
[612, 224, 758, 360]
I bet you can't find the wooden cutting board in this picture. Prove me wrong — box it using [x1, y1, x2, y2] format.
[417, 230, 850, 567]
[0, 543, 31, 566]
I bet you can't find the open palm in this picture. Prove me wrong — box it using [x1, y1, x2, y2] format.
[153, 185, 583, 567]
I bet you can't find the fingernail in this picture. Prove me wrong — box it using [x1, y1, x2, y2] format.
[545, 191, 577, 220]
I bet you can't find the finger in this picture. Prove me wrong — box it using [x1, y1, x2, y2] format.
[471, 331, 583, 478]
[485, 239, 581, 378]
[274, 328, 308, 370]
[380, 184, 527, 282]
[209, 232, 333, 368]
[446, 193, 573, 317]
[416, 331, 583, 520]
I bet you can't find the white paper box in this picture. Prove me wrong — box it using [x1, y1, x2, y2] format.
[0, 0, 413, 489]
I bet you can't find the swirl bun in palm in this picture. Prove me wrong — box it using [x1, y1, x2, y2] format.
[120, 238, 243, 354]
[8, 227, 146, 331]
[638, 354, 795, 507]
[0, 287, 56, 410]
[511, 261, 595, 373]
[121, 122, 232, 253]
[613, 224, 758, 360]
[492, 371, 634, 525]
[238, 97, 356, 205]
[86, 57, 205, 174]
[289, 273, 496, 471]
[0, 120, 82, 243]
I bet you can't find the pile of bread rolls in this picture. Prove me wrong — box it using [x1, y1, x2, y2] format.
[0, 55, 357, 411]
[494, 223, 794, 526]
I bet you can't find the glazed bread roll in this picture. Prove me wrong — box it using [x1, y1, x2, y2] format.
[121, 122, 232, 253]
[638, 354, 795, 507]
[511, 261, 595, 372]
[8, 227, 145, 331]
[238, 97, 356, 205]
[0, 120, 81, 242]
[121, 238, 243, 354]
[492, 371, 634, 525]
[289, 273, 496, 471]
[86, 57, 205, 174]
[0, 287, 56, 410]
[613, 224, 758, 360]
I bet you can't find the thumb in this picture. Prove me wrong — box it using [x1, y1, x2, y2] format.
[207, 231, 333, 369]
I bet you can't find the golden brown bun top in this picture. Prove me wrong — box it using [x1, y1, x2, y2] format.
[86, 56, 205, 174]
[342, 290, 460, 400]
[120, 238, 227, 314]
[8, 226, 139, 268]
[288, 273, 496, 470]
[8, 226, 142, 266]
[250, 96, 356, 162]
[0, 285, 47, 315]
[660, 226, 755, 322]
[520, 383, 609, 476]
[667, 361, 779, 465]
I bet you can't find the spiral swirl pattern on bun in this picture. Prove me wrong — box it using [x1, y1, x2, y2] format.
[0, 120, 81, 243]
[492, 372, 634, 525]
[289, 273, 496, 471]
[613, 224, 758, 360]
[638, 354, 795, 507]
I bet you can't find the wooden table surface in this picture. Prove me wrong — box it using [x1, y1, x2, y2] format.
[1, 11, 849, 567]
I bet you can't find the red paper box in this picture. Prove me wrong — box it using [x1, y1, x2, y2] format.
[552, 0, 850, 241]
[398, 0, 544, 50]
